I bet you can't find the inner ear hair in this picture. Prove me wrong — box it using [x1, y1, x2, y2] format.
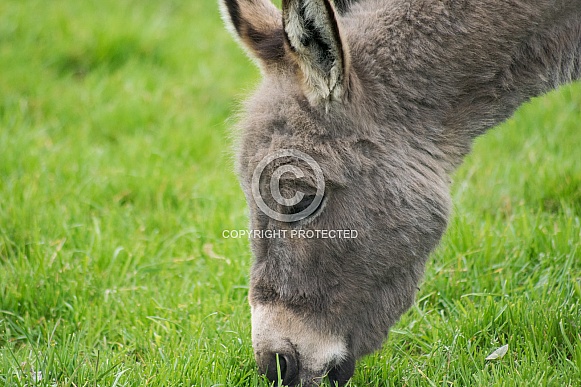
[282, 0, 349, 104]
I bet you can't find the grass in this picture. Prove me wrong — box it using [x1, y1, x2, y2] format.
[0, 0, 579, 386]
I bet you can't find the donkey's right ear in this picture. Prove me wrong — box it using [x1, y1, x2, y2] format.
[220, 0, 285, 67]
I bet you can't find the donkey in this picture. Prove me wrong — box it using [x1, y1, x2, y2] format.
[219, 0, 581, 385]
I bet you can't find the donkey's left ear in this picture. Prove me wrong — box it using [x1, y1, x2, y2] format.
[283, 0, 350, 104]
[220, 0, 285, 67]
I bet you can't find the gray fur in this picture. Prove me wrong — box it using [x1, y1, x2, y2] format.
[220, 0, 581, 385]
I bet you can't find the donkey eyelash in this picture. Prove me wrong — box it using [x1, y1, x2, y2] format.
[290, 193, 328, 226]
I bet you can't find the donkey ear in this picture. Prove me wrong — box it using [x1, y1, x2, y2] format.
[220, 0, 285, 66]
[282, 0, 349, 104]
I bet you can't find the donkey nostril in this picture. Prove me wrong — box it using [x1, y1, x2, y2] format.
[262, 352, 298, 385]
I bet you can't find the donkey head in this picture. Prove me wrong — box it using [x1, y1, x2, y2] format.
[221, 0, 451, 384]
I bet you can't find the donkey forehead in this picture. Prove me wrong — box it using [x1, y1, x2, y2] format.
[240, 138, 372, 190]
[239, 102, 374, 178]
[244, 73, 357, 130]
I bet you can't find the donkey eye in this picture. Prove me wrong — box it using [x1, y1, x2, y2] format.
[289, 194, 317, 214]
[280, 193, 326, 222]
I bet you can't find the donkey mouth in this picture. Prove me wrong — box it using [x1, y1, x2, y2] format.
[259, 350, 355, 387]
[327, 355, 356, 386]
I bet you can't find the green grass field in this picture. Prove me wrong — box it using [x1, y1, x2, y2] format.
[0, 1, 579, 386]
